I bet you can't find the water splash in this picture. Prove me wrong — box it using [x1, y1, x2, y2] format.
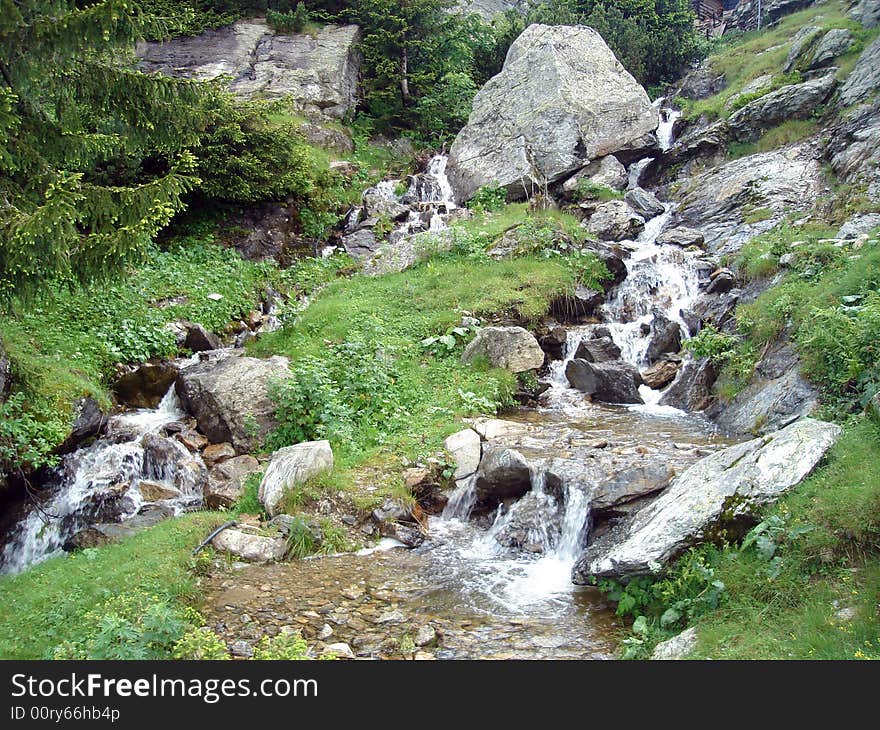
[654, 97, 682, 152]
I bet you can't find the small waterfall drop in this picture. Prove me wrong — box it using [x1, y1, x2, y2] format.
[654, 97, 682, 152]
[0, 386, 198, 575]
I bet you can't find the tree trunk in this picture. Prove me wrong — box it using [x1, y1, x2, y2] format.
[400, 40, 411, 107]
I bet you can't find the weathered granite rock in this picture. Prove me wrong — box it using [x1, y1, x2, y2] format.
[839, 35, 880, 107]
[849, 0, 880, 28]
[727, 0, 818, 33]
[573, 418, 842, 581]
[141, 434, 207, 494]
[641, 359, 681, 390]
[444, 428, 482, 481]
[656, 227, 705, 249]
[182, 322, 220, 353]
[56, 397, 108, 455]
[825, 101, 880, 202]
[651, 628, 698, 660]
[728, 74, 837, 142]
[783, 25, 822, 73]
[625, 187, 666, 220]
[574, 336, 622, 364]
[447, 24, 658, 202]
[259, 441, 334, 516]
[659, 359, 717, 412]
[645, 312, 682, 364]
[588, 200, 645, 241]
[707, 344, 818, 435]
[809, 28, 855, 69]
[678, 61, 726, 100]
[212, 528, 286, 563]
[672, 144, 825, 257]
[176, 354, 292, 453]
[562, 155, 628, 196]
[472, 447, 533, 511]
[138, 21, 362, 118]
[462, 326, 545, 373]
[453, 0, 528, 19]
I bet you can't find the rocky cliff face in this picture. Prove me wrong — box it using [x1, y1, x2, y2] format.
[453, 0, 528, 19]
[447, 24, 658, 203]
[138, 20, 362, 119]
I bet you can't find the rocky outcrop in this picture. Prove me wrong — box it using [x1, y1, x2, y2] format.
[678, 61, 726, 100]
[839, 36, 880, 107]
[727, 0, 819, 33]
[849, 0, 880, 28]
[138, 21, 362, 118]
[672, 144, 825, 257]
[728, 74, 836, 142]
[707, 343, 818, 436]
[658, 359, 717, 412]
[447, 24, 658, 202]
[809, 29, 855, 70]
[587, 201, 645, 242]
[784, 25, 822, 73]
[205, 455, 262, 510]
[573, 418, 842, 581]
[565, 359, 644, 404]
[825, 101, 880, 203]
[258, 441, 334, 516]
[462, 327, 545, 373]
[176, 354, 292, 453]
[182, 322, 220, 353]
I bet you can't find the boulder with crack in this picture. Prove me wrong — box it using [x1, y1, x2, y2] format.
[572, 418, 841, 582]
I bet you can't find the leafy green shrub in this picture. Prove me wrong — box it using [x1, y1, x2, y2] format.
[195, 97, 319, 204]
[267, 3, 310, 33]
[420, 322, 479, 357]
[684, 325, 739, 364]
[173, 628, 230, 660]
[594, 547, 726, 659]
[49, 592, 197, 660]
[234, 472, 265, 516]
[253, 632, 310, 660]
[0, 393, 66, 475]
[468, 185, 508, 214]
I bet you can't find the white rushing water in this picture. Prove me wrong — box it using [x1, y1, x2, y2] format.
[0, 387, 197, 575]
[654, 97, 682, 152]
[425, 113, 709, 614]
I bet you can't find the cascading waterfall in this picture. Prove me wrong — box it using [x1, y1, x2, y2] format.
[602, 205, 703, 368]
[0, 387, 196, 575]
[428, 105, 708, 614]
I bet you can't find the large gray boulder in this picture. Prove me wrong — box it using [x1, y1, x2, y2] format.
[259, 441, 334, 516]
[839, 35, 880, 107]
[447, 24, 658, 202]
[138, 21, 362, 118]
[625, 187, 666, 220]
[573, 418, 842, 581]
[562, 156, 628, 197]
[462, 326, 545, 373]
[212, 528, 286, 563]
[176, 355, 292, 453]
[651, 628, 698, 660]
[728, 75, 837, 142]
